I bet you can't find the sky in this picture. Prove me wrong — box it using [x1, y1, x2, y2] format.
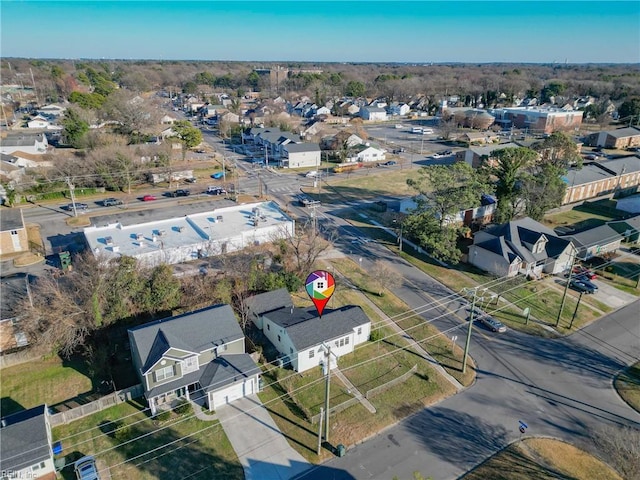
[1, 1, 639, 63]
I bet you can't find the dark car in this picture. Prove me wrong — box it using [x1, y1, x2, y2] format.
[61, 203, 88, 211]
[392, 148, 405, 154]
[574, 275, 598, 292]
[383, 160, 397, 166]
[169, 189, 191, 197]
[440, 150, 453, 156]
[184, 177, 197, 183]
[102, 198, 123, 207]
[569, 278, 596, 294]
[75, 456, 99, 480]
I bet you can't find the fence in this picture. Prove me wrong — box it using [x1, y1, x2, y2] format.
[365, 365, 417, 399]
[309, 365, 417, 424]
[49, 384, 144, 427]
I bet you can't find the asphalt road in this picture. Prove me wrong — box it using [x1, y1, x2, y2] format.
[294, 210, 640, 480]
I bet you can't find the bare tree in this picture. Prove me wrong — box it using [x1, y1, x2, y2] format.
[369, 260, 403, 296]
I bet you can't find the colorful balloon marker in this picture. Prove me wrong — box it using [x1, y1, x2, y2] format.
[305, 270, 335, 318]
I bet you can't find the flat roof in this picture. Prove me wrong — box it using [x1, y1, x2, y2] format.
[84, 201, 293, 262]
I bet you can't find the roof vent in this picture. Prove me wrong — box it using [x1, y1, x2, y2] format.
[136, 233, 143, 241]
[178, 226, 185, 233]
[105, 236, 113, 246]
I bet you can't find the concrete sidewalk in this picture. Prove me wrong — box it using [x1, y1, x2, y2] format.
[217, 394, 310, 480]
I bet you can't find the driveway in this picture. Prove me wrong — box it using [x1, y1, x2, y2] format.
[217, 394, 310, 480]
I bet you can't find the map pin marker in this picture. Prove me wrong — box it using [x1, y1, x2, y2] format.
[305, 270, 335, 318]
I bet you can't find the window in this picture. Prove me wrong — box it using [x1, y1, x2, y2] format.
[182, 356, 198, 374]
[267, 324, 270, 331]
[339, 338, 345, 347]
[155, 365, 174, 382]
[10, 230, 18, 235]
[345, 336, 349, 345]
[278, 335, 281, 342]
[357, 327, 362, 335]
[309, 350, 315, 359]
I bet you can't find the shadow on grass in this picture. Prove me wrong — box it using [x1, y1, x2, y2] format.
[0, 397, 25, 417]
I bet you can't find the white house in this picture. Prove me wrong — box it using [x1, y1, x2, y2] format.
[282, 143, 321, 169]
[255, 302, 371, 373]
[27, 115, 50, 129]
[36, 104, 66, 117]
[348, 144, 386, 163]
[389, 103, 410, 116]
[0, 133, 49, 156]
[360, 106, 388, 122]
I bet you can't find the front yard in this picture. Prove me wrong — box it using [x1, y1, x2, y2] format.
[52, 400, 242, 480]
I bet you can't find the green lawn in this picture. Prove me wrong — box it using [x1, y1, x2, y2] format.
[614, 361, 640, 413]
[0, 356, 93, 416]
[52, 400, 242, 480]
[543, 208, 614, 232]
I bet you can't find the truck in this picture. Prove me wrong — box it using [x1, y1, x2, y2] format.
[411, 127, 423, 134]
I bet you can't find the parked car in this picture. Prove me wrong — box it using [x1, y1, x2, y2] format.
[441, 150, 453, 156]
[569, 278, 596, 294]
[391, 148, 405, 154]
[211, 172, 225, 179]
[430, 153, 443, 159]
[305, 170, 318, 178]
[206, 186, 226, 195]
[572, 266, 597, 279]
[184, 177, 197, 183]
[383, 160, 397, 166]
[575, 275, 598, 292]
[61, 203, 88, 211]
[75, 456, 99, 480]
[169, 189, 190, 197]
[475, 314, 507, 333]
[102, 198, 123, 207]
[141, 195, 157, 201]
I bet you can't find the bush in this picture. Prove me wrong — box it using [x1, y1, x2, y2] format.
[370, 329, 383, 342]
[154, 410, 171, 422]
[112, 423, 133, 442]
[174, 400, 192, 416]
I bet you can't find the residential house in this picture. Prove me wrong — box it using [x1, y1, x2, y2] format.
[259, 305, 371, 373]
[27, 115, 51, 129]
[585, 127, 640, 149]
[320, 131, 364, 151]
[245, 287, 294, 330]
[608, 215, 640, 245]
[562, 157, 640, 205]
[0, 405, 56, 480]
[388, 103, 410, 116]
[0, 208, 28, 255]
[128, 304, 261, 415]
[562, 225, 624, 260]
[469, 217, 576, 277]
[0, 156, 25, 182]
[456, 142, 519, 169]
[315, 106, 331, 117]
[0, 133, 48, 156]
[488, 107, 583, 135]
[36, 104, 65, 117]
[359, 106, 387, 122]
[218, 112, 240, 124]
[0, 273, 32, 353]
[400, 194, 497, 228]
[347, 144, 386, 163]
[160, 114, 176, 124]
[282, 143, 321, 169]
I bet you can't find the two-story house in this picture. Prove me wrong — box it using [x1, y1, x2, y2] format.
[128, 304, 261, 415]
[0, 405, 56, 480]
[247, 288, 371, 373]
[469, 217, 576, 278]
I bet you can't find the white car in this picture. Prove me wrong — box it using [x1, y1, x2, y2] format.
[305, 171, 318, 178]
[422, 128, 434, 134]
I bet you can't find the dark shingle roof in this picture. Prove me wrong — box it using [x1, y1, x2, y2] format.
[564, 224, 623, 248]
[199, 354, 261, 392]
[284, 143, 320, 153]
[1, 133, 46, 147]
[266, 305, 370, 351]
[129, 304, 243, 374]
[0, 274, 31, 321]
[0, 208, 24, 232]
[245, 288, 293, 317]
[0, 405, 51, 472]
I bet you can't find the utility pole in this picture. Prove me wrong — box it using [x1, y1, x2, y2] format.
[462, 287, 481, 374]
[556, 251, 578, 327]
[222, 154, 226, 183]
[317, 407, 324, 455]
[65, 177, 78, 217]
[323, 343, 332, 443]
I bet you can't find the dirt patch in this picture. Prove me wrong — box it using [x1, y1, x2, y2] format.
[13, 252, 45, 267]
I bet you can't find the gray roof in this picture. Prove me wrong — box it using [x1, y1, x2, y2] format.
[564, 163, 614, 187]
[0, 274, 32, 321]
[284, 143, 320, 153]
[0, 405, 51, 472]
[608, 214, 640, 232]
[129, 304, 243, 374]
[265, 305, 370, 351]
[362, 106, 386, 113]
[144, 353, 260, 399]
[606, 127, 640, 139]
[0, 208, 24, 232]
[245, 288, 293, 317]
[469, 142, 519, 156]
[564, 224, 623, 248]
[596, 156, 640, 175]
[1, 133, 46, 147]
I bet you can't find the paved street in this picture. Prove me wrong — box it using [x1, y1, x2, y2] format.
[294, 207, 640, 480]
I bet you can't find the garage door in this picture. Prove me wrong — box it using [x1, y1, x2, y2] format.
[210, 379, 254, 409]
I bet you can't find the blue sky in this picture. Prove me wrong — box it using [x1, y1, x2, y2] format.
[1, 1, 639, 63]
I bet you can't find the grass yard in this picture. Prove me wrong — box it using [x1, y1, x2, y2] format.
[0, 355, 93, 416]
[259, 332, 456, 463]
[462, 437, 622, 480]
[314, 169, 417, 205]
[52, 400, 242, 480]
[614, 361, 640, 413]
[543, 209, 614, 232]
